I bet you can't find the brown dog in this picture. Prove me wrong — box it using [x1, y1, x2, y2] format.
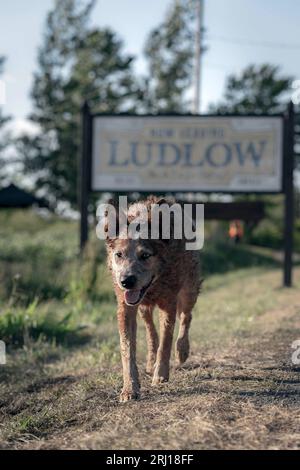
[105, 196, 201, 402]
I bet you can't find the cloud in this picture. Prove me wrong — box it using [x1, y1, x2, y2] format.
[0, 79, 5, 106]
[7, 118, 40, 137]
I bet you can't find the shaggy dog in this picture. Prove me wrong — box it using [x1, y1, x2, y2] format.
[105, 196, 201, 402]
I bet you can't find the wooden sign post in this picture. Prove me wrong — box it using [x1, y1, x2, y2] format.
[79, 101, 92, 252]
[283, 102, 295, 287]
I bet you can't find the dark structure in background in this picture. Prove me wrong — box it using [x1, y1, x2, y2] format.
[0, 184, 48, 209]
[295, 107, 300, 219]
[283, 102, 295, 288]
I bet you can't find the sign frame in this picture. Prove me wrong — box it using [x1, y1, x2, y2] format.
[90, 112, 285, 195]
[79, 103, 294, 287]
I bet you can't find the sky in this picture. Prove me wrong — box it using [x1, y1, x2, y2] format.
[1, 0, 300, 135]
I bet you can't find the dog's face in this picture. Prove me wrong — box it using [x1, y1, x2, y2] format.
[104, 196, 175, 306]
[108, 238, 163, 306]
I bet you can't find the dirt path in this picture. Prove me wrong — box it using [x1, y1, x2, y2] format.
[1, 268, 300, 450]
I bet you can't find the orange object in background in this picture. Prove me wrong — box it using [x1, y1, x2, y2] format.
[229, 220, 244, 243]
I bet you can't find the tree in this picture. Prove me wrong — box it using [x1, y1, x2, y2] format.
[210, 64, 296, 249]
[20, 0, 141, 207]
[143, 0, 195, 113]
[210, 64, 292, 115]
[0, 56, 11, 185]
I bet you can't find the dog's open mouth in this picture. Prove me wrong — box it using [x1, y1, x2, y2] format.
[124, 277, 154, 306]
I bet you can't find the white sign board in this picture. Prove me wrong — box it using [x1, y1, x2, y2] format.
[91, 116, 283, 193]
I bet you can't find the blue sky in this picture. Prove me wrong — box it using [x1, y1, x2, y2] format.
[1, 0, 300, 134]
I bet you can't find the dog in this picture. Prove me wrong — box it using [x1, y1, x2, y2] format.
[104, 196, 201, 402]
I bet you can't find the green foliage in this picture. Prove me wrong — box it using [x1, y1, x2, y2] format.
[18, 0, 141, 207]
[248, 220, 282, 250]
[0, 56, 11, 185]
[16, 0, 199, 206]
[143, 0, 195, 112]
[0, 209, 114, 308]
[210, 64, 293, 114]
[201, 240, 279, 276]
[249, 214, 300, 253]
[0, 300, 87, 347]
[0, 210, 78, 302]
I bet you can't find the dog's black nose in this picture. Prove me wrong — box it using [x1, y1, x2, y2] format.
[121, 275, 137, 290]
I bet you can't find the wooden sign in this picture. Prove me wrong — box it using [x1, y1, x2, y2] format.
[80, 104, 295, 287]
[91, 115, 284, 193]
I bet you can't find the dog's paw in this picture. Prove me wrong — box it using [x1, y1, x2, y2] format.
[152, 364, 169, 385]
[119, 389, 140, 403]
[152, 375, 169, 385]
[175, 337, 190, 365]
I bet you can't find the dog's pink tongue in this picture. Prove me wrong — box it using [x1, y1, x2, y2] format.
[125, 290, 140, 305]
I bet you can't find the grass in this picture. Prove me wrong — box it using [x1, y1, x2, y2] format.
[0, 209, 300, 449]
[0, 300, 90, 347]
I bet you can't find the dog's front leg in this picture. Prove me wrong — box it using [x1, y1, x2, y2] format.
[139, 305, 158, 375]
[152, 303, 176, 385]
[118, 303, 140, 402]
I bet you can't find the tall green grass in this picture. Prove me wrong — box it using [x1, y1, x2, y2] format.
[0, 303, 86, 347]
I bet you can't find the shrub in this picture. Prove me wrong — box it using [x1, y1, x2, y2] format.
[0, 300, 87, 347]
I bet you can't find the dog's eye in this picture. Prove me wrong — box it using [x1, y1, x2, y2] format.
[115, 252, 123, 259]
[140, 252, 151, 261]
